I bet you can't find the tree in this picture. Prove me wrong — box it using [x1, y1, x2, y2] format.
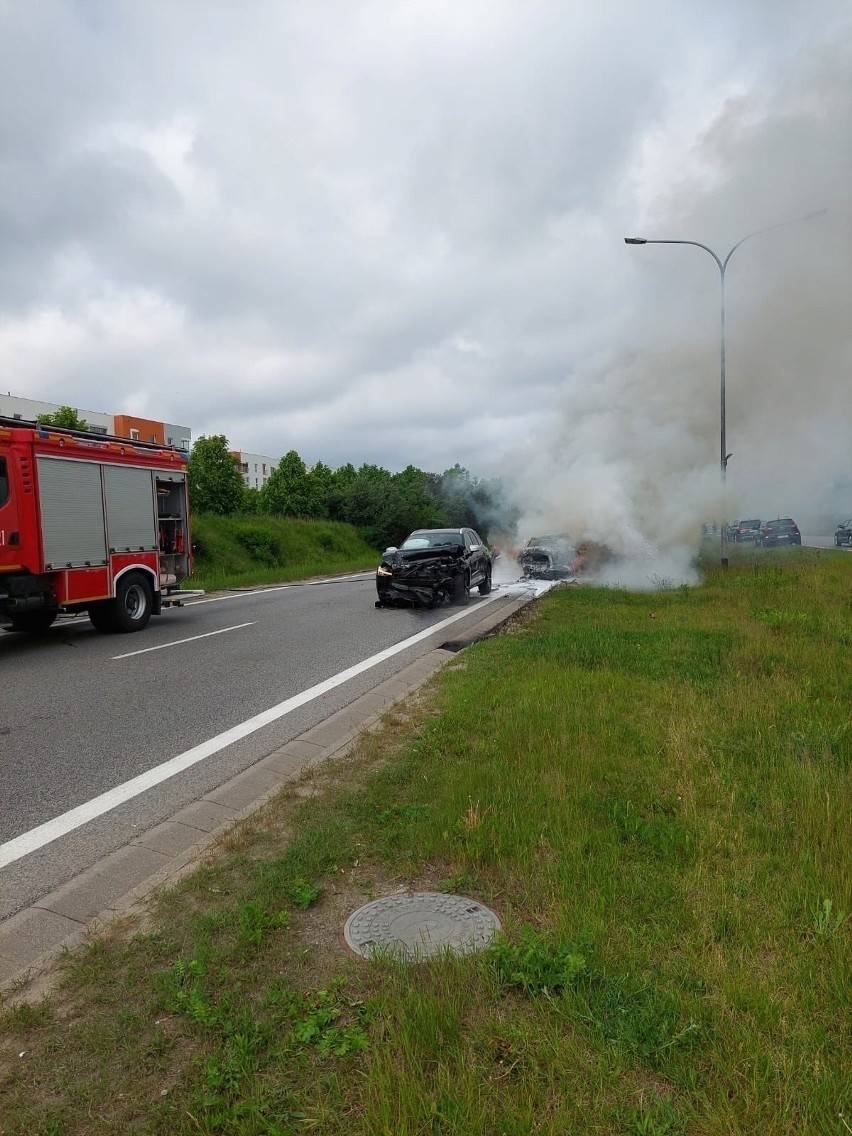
[262, 450, 310, 517]
[302, 461, 333, 519]
[242, 485, 263, 514]
[187, 435, 245, 515]
[36, 406, 88, 430]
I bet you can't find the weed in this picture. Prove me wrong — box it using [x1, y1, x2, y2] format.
[317, 1024, 369, 1057]
[812, 898, 848, 938]
[237, 901, 289, 946]
[157, 958, 220, 1027]
[488, 926, 586, 995]
[288, 879, 322, 909]
[438, 871, 479, 894]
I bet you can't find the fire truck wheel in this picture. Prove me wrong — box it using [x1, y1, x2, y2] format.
[87, 601, 117, 633]
[114, 572, 154, 632]
[7, 610, 57, 634]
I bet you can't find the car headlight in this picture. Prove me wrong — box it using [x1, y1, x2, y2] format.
[377, 564, 393, 577]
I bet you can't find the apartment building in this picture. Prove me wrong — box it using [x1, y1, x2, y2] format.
[0, 393, 192, 451]
[232, 450, 278, 491]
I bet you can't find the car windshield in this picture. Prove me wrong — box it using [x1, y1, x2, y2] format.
[401, 531, 461, 550]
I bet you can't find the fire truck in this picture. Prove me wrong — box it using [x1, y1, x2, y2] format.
[0, 416, 202, 634]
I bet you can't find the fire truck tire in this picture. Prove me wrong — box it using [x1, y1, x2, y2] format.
[87, 602, 117, 632]
[7, 610, 57, 634]
[113, 572, 154, 632]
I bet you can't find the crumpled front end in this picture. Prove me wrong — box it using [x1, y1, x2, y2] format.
[376, 548, 463, 607]
[518, 549, 560, 579]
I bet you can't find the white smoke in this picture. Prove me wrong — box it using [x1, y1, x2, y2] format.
[497, 31, 852, 588]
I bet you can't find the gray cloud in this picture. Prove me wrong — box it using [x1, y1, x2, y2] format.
[1, 0, 850, 565]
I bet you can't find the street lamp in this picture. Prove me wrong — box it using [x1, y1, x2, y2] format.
[625, 210, 826, 566]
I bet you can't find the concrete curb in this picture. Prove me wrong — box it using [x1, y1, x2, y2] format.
[0, 591, 537, 996]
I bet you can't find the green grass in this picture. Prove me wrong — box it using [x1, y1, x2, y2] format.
[188, 513, 380, 590]
[1, 548, 850, 1134]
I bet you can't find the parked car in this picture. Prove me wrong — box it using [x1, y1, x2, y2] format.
[730, 519, 762, 543]
[759, 518, 801, 547]
[375, 528, 492, 608]
[834, 520, 852, 547]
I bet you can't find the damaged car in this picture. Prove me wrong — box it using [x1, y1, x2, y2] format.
[517, 534, 580, 579]
[376, 528, 492, 608]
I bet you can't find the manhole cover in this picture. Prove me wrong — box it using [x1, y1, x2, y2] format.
[343, 892, 501, 959]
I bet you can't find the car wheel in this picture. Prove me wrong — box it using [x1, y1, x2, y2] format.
[451, 571, 469, 605]
[6, 610, 57, 633]
[478, 566, 492, 595]
[108, 572, 154, 633]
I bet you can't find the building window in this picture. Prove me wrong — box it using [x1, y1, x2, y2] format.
[130, 429, 140, 440]
[90, 425, 107, 434]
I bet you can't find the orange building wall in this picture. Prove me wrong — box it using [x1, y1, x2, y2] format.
[113, 415, 165, 444]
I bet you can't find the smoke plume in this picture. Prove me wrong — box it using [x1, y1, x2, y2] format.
[500, 33, 852, 587]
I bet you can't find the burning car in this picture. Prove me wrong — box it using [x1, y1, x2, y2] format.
[375, 528, 493, 608]
[517, 534, 581, 579]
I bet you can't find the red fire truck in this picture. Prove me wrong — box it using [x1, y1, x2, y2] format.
[0, 417, 202, 634]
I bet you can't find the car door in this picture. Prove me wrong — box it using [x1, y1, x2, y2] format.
[465, 529, 488, 584]
[462, 529, 481, 584]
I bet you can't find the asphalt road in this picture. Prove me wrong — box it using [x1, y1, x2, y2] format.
[0, 572, 528, 919]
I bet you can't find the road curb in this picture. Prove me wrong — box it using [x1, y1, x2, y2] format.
[0, 590, 538, 998]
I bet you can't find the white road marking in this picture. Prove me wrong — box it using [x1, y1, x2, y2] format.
[0, 597, 501, 868]
[186, 585, 297, 605]
[112, 623, 257, 660]
[183, 573, 373, 606]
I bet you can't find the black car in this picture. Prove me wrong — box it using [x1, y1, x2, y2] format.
[759, 518, 801, 547]
[834, 520, 852, 547]
[730, 519, 762, 543]
[376, 528, 492, 608]
[517, 534, 579, 579]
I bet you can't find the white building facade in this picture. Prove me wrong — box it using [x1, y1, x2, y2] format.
[235, 451, 278, 491]
[0, 393, 113, 434]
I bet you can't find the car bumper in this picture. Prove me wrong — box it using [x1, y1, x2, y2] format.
[376, 573, 451, 607]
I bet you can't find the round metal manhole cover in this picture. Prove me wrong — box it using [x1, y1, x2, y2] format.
[343, 892, 501, 960]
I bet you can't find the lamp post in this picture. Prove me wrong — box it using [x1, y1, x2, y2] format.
[624, 210, 826, 566]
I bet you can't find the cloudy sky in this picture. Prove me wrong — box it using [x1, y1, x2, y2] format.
[1, 1, 850, 553]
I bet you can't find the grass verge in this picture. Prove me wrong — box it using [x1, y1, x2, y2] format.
[1, 549, 850, 1134]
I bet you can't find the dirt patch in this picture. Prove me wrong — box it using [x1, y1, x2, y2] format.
[287, 857, 487, 979]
